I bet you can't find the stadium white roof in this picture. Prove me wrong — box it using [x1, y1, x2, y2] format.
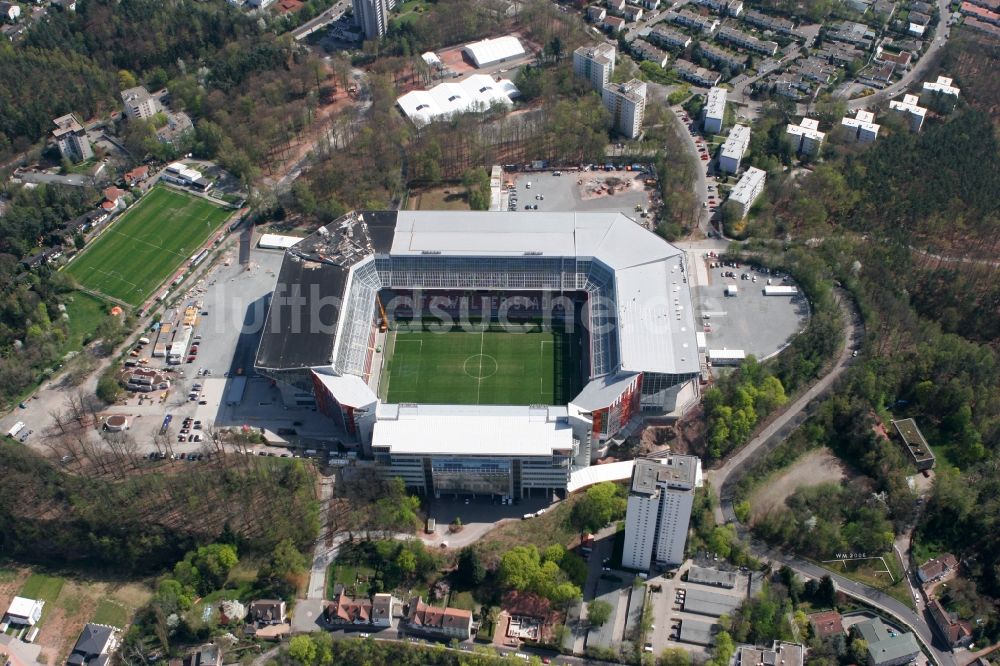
[372, 404, 573, 456]
[390, 211, 699, 376]
[312, 371, 377, 408]
[462, 36, 525, 68]
[397, 75, 519, 126]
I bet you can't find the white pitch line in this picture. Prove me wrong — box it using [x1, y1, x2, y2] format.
[476, 330, 485, 405]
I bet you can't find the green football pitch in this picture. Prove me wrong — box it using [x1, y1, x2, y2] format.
[64, 186, 232, 306]
[381, 329, 583, 406]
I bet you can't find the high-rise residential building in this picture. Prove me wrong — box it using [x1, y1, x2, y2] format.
[728, 166, 766, 218]
[602, 79, 646, 139]
[719, 124, 751, 174]
[353, 0, 395, 40]
[120, 86, 160, 121]
[785, 117, 825, 155]
[622, 455, 701, 571]
[888, 94, 926, 132]
[703, 87, 727, 133]
[573, 43, 617, 92]
[52, 114, 93, 163]
[841, 110, 880, 143]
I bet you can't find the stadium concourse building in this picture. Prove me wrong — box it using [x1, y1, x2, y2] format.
[255, 211, 701, 498]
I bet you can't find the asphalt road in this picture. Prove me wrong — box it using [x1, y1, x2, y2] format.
[668, 104, 716, 236]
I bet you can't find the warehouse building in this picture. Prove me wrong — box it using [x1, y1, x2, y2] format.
[397, 75, 519, 126]
[462, 36, 526, 68]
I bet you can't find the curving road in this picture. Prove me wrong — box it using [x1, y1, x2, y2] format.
[706, 288, 860, 519]
[846, 0, 952, 111]
[703, 290, 955, 666]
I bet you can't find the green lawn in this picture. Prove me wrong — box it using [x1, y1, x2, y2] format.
[327, 564, 376, 599]
[19, 573, 65, 602]
[381, 328, 582, 405]
[64, 186, 231, 306]
[91, 600, 129, 628]
[63, 292, 109, 348]
[820, 554, 915, 610]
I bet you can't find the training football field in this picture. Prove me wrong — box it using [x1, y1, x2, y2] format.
[65, 186, 232, 306]
[382, 329, 582, 406]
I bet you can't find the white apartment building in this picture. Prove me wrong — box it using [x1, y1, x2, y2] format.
[120, 86, 160, 121]
[704, 87, 727, 133]
[786, 117, 825, 155]
[666, 8, 720, 33]
[648, 25, 691, 50]
[889, 94, 927, 132]
[622, 455, 702, 571]
[52, 114, 93, 163]
[841, 109, 880, 143]
[728, 166, 766, 218]
[573, 43, 617, 91]
[603, 79, 647, 139]
[353, 0, 395, 39]
[719, 124, 751, 173]
[922, 75, 960, 97]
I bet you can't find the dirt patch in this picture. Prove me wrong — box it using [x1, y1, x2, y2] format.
[0, 566, 31, 620]
[576, 171, 648, 201]
[749, 448, 849, 524]
[408, 186, 472, 211]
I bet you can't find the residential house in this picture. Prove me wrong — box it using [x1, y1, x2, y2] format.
[66, 624, 119, 666]
[889, 94, 927, 131]
[372, 593, 395, 627]
[875, 48, 912, 69]
[328, 591, 372, 625]
[742, 9, 796, 34]
[960, 0, 1000, 23]
[857, 62, 894, 88]
[632, 41, 669, 67]
[674, 58, 722, 86]
[872, 0, 896, 16]
[123, 166, 150, 187]
[928, 599, 973, 648]
[4, 598, 43, 626]
[1, 22, 25, 39]
[703, 86, 727, 134]
[648, 24, 691, 49]
[156, 111, 194, 145]
[917, 553, 958, 584]
[716, 26, 779, 55]
[102, 186, 126, 212]
[607, 0, 626, 14]
[402, 597, 473, 641]
[795, 58, 836, 84]
[603, 15, 626, 32]
[828, 20, 876, 48]
[854, 618, 921, 666]
[844, 0, 874, 13]
[587, 5, 607, 22]
[963, 14, 1000, 34]
[808, 610, 845, 639]
[642, 0, 661, 9]
[623, 4, 642, 20]
[737, 642, 804, 666]
[0, 2, 20, 21]
[249, 599, 286, 625]
[180, 644, 223, 666]
[817, 42, 865, 66]
[665, 8, 720, 33]
[699, 42, 745, 72]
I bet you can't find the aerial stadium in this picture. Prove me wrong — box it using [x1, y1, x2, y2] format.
[254, 210, 701, 498]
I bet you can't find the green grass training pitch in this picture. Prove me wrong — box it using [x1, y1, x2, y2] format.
[381, 328, 582, 406]
[65, 187, 231, 306]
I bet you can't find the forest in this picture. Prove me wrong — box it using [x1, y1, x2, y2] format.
[0, 443, 320, 573]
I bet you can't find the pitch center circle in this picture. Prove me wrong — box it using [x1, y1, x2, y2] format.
[464, 354, 498, 379]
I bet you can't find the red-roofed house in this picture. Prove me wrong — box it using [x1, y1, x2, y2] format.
[917, 554, 958, 585]
[808, 610, 845, 639]
[403, 597, 473, 640]
[961, 1, 1000, 23]
[124, 166, 149, 187]
[603, 15, 626, 32]
[929, 599, 973, 648]
[327, 591, 372, 625]
[103, 186, 126, 211]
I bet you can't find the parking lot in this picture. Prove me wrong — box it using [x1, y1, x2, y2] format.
[502, 169, 656, 223]
[687, 251, 810, 361]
